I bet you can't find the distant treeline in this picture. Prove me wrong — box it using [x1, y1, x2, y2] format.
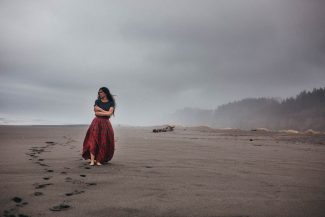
[171, 87, 325, 131]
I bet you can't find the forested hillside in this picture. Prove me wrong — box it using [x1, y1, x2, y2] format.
[171, 87, 325, 131]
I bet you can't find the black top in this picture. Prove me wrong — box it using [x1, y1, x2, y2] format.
[94, 99, 114, 119]
[94, 99, 114, 111]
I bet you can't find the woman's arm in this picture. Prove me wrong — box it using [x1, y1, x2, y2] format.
[94, 105, 105, 112]
[95, 107, 114, 117]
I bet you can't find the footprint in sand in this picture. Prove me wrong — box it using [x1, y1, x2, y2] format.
[60, 171, 67, 175]
[29, 147, 45, 155]
[80, 174, 86, 177]
[16, 202, 29, 208]
[65, 177, 73, 182]
[45, 169, 54, 173]
[65, 190, 85, 196]
[27, 153, 37, 158]
[43, 176, 51, 180]
[3, 198, 30, 216]
[12, 197, 22, 203]
[33, 183, 53, 189]
[11, 197, 29, 208]
[33, 192, 43, 196]
[35, 162, 49, 167]
[72, 179, 85, 185]
[86, 182, 97, 186]
[49, 204, 71, 211]
[3, 210, 30, 217]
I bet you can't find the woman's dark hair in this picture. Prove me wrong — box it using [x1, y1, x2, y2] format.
[98, 87, 116, 115]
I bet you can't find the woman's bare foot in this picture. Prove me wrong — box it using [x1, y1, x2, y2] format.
[96, 162, 102, 166]
[89, 161, 95, 166]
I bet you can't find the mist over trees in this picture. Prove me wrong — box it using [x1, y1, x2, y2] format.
[171, 87, 325, 131]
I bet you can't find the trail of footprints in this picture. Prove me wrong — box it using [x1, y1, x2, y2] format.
[3, 197, 29, 217]
[3, 137, 97, 216]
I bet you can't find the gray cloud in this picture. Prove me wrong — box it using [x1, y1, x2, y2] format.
[0, 0, 324, 125]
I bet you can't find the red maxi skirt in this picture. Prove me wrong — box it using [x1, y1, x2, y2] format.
[82, 116, 115, 163]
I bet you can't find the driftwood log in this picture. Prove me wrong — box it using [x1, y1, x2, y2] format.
[152, 125, 175, 133]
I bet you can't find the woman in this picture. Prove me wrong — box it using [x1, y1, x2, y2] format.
[82, 87, 116, 166]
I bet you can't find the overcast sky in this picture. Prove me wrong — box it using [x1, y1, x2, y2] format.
[0, 0, 324, 125]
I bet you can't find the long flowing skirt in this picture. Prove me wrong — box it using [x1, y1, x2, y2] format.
[82, 117, 115, 163]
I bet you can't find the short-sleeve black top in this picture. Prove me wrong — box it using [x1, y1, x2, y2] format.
[94, 99, 114, 118]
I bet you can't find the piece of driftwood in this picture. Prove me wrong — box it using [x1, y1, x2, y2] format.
[153, 125, 175, 133]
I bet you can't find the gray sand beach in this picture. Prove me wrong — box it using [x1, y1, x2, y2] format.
[0, 125, 325, 217]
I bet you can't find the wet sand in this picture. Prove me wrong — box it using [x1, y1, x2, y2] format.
[0, 125, 325, 217]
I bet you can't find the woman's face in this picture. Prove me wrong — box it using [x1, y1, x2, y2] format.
[98, 89, 106, 99]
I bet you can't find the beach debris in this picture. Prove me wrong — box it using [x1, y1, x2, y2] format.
[221, 127, 238, 130]
[279, 129, 300, 134]
[251, 128, 270, 132]
[305, 129, 321, 134]
[152, 125, 175, 133]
